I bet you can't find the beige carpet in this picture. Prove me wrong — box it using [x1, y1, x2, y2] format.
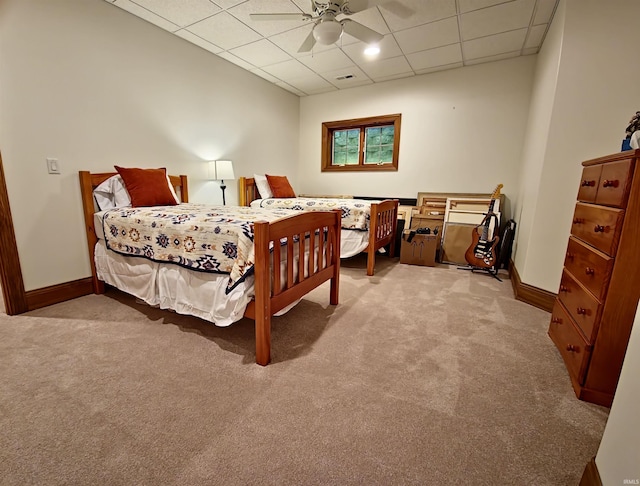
[0, 256, 608, 485]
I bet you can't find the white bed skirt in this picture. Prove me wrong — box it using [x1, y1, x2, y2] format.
[95, 240, 254, 327]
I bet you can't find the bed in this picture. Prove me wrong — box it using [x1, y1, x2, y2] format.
[79, 170, 341, 366]
[239, 176, 398, 276]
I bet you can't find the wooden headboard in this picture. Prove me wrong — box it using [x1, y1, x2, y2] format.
[238, 176, 258, 207]
[78, 171, 189, 294]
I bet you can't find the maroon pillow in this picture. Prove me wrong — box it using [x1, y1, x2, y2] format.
[266, 174, 296, 198]
[114, 166, 178, 207]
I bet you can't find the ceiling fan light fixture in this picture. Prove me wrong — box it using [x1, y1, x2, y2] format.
[312, 19, 343, 45]
[364, 44, 380, 56]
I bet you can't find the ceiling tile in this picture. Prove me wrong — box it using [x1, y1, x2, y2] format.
[393, 16, 460, 54]
[285, 74, 337, 94]
[359, 55, 413, 81]
[276, 81, 307, 96]
[415, 61, 463, 75]
[261, 58, 317, 79]
[460, 0, 535, 40]
[211, 0, 245, 9]
[458, 0, 512, 14]
[533, 0, 558, 24]
[321, 66, 373, 89]
[298, 47, 355, 73]
[406, 43, 462, 71]
[374, 71, 416, 83]
[125, 0, 221, 28]
[249, 68, 282, 83]
[379, 0, 457, 31]
[341, 35, 403, 64]
[464, 50, 520, 65]
[463, 28, 528, 59]
[229, 39, 291, 67]
[174, 29, 223, 54]
[524, 23, 547, 49]
[216, 51, 257, 70]
[187, 11, 263, 50]
[112, 0, 180, 32]
[228, 0, 308, 37]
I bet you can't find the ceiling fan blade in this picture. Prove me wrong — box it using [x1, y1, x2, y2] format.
[341, 19, 384, 44]
[250, 13, 310, 22]
[298, 29, 317, 53]
[342, 0, 379, 14]
[343, 0, 413, 18]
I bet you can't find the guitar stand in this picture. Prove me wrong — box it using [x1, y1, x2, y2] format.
[457, 264, 502, 282]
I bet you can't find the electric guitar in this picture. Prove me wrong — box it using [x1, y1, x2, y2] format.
[464, 184, 503, 269]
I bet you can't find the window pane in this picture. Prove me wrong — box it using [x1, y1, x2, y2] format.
[365, 148, 381, 164]
[366, 127, 381, 146]
[333, 151, 346, 165]
[346, 150, 359, 165]
[381, 126, 394, 144]
[380, 148, 393, 162]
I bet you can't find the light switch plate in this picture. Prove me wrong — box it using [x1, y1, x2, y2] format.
[46, 158, 60, 174]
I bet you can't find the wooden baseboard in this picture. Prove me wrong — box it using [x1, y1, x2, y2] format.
[25, 277, 94, 311]
[509, 259, 556, 312]
[579, 457, 602, 486]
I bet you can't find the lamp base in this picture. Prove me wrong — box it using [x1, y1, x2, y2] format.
[220, 181, 227, 205]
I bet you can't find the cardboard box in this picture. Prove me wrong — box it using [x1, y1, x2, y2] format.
[400, 230, 437, 266]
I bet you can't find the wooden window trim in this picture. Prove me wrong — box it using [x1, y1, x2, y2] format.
[321, 114, 401, 172]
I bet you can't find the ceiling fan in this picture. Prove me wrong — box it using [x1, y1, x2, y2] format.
[250, 0, 391, 53]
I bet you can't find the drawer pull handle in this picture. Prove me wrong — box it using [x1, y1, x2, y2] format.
[581, 180, 596, 187]
[585, 267, 595, 276]
[576, 307, 587, 315]
[566, 252, 574, 260]
[602, 179, 619, 188]
[566, 344, 578, 353]
[594, 225, 609, 233]
[551, 317, 562, 324]
[560, 285, 569, 293]
[573, 218, 584, 225]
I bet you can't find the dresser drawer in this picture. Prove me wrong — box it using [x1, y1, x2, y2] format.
[549, 300, 592, 384]
[558, 269, 602, 342]
[564, 236, 613, 301]
[595, 159, 634, 208]
[571, 202, 624, 256]
[577, 165, 601, 203]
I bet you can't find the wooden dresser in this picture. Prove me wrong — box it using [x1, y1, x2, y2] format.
[549, 150, 640, 407]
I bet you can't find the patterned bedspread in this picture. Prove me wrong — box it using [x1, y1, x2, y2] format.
[254, 198, 378, 231]
[102, 203, 298, 292]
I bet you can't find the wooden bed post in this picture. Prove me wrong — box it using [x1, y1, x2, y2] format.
[253, 220, 272, 366]
[79, 171, 105, 294]
[330, 210, 341, 305]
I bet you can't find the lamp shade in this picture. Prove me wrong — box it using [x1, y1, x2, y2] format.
[208, 160, 235, 181]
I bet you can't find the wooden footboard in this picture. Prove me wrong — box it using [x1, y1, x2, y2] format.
[244, 210, 341, 365]
[239, 176, 399, 276]
[367, 199, 399, 276]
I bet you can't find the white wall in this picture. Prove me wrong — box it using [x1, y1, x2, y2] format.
[0, 0, 299, 291]
[514, 0, 640, 291]
[595, 305, 640, 484]
[298, 56, 536, 212]
[512, 0, 564, 278]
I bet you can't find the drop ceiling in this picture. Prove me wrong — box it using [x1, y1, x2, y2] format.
[104, 0, 559, 96]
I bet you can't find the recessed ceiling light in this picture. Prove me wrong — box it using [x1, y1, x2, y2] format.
[364, 45, 380, 57]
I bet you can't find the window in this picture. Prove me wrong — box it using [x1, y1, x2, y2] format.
[321, 114, 401, 172]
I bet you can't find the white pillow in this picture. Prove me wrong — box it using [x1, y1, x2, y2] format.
[93, 175, 132, 211]
[254, 174, 273, 199]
